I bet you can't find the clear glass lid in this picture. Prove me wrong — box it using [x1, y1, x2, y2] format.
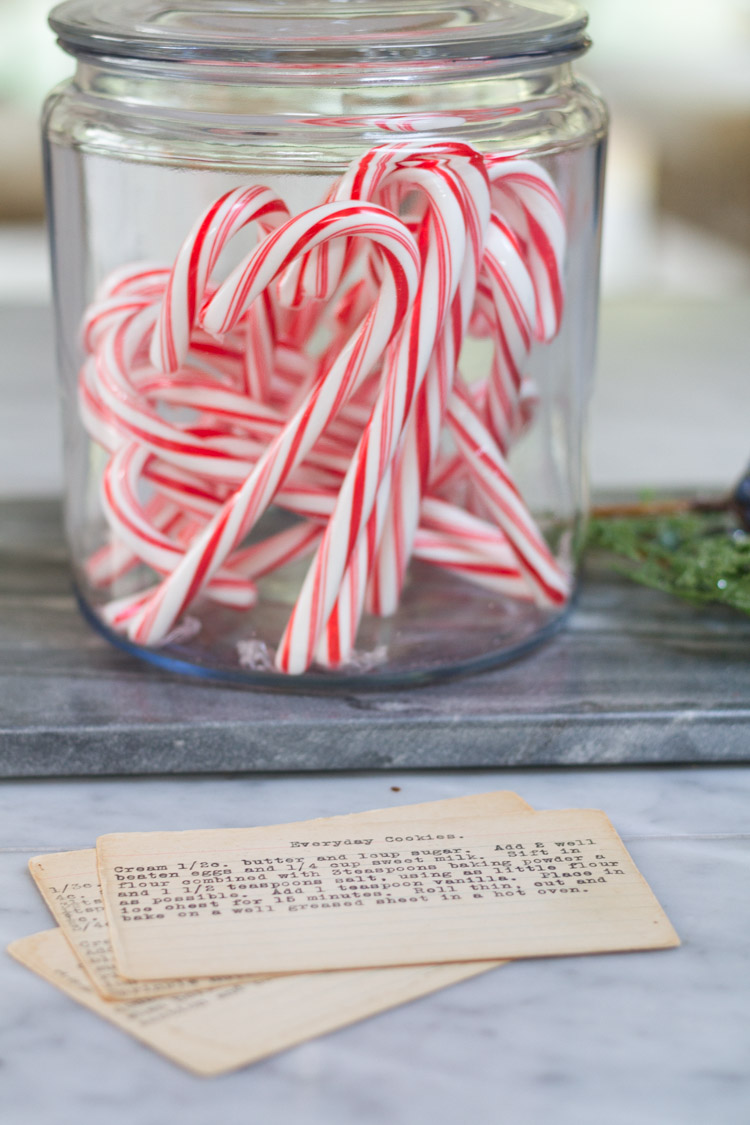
[49, 0, 589, 66]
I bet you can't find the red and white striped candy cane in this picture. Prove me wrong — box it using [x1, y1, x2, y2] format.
[300, 145, 490, 663]
[321, 145, 555, 648]
[86, 336, 358, 593]
[150, 185, 289, 374]
[89, 312, 271, 483]
[312, 461, 395, 671]
[85, 492, 182, 589]
[277, 153, 472, 673]
[411, 528, 531, 599]
[90, 301, 351, 487]
[278, 140, 436, 312]
[313, 143, 561, 663]
[420, 155, 566, 553]
[125, 201, 421, 646]
[446, 380, 569, 606]
[100, 519, 324, 631]
[81, 291, 159, 357]
[484, 156, 566, 342]
[100, 444, 259, 606]
[363, 145, 492, 624]
[307, 146, 491, 660]
[142, 375, 357, 479]
[96, 262, 171, 302]
[96, 443, 336, 599]
[242, 288, 276, 402]
[478, 213, 538, 455]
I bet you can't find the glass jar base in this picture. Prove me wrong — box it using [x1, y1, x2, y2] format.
[75, 568, 571, 692]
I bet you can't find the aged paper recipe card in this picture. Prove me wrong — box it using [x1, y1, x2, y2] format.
[97, 807, 679, 979]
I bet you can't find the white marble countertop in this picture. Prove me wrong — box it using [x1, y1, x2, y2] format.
[2, 766, 749, 1125]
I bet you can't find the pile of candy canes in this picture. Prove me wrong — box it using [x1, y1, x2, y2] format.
[78, 140, 570, 674]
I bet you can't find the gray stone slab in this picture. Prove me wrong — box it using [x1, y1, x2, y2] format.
[1, 497, 749, 775]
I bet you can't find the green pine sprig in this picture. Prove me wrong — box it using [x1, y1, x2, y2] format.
[586, 509, 750, 616]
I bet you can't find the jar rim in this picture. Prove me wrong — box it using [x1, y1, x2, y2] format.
[49, 0, 589, 71]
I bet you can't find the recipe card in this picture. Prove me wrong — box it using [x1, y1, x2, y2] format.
[32, 790, 530, 997]
[8, 929, 499, 1076]
[97, 807, 680, 979]
[28, 849, 258, 1001]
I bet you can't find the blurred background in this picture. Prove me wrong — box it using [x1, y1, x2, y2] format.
[0, 0, 749, 495]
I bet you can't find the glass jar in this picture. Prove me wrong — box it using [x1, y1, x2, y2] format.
[43, 0, 607, 688]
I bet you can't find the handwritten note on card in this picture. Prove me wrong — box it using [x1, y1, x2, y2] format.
[97, 807, 680, 979]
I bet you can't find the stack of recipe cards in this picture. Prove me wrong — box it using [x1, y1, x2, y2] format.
[8, 792, 679, 1076]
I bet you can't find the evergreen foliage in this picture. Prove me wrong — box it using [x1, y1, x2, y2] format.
[586, 510, 750, 616]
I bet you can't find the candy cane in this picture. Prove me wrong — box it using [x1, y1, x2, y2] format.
[411, 529, 532, 599]
[150, 185, 289, 374]
[89, 298, 357, 490]
[98, 450, 258, 619]
[478, 214, 537, 454]
[90, 316, 277, 482]
[242, 288, 276, 401]
[427, 158, 566, 538]
[126, 201, 421, 646]
[484, 157, 566, 342]
[322, 145, 558, 644]
[446, 380, 569, 606]
[312, 145, 490, 660]
[85, 492, 182, 588]
[277, 152, 472, 673]
[100, 519, 324, 631]
[312, 462, 395, 671]
[364, 145, 491, 622]
[323, 145, 489, 646]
